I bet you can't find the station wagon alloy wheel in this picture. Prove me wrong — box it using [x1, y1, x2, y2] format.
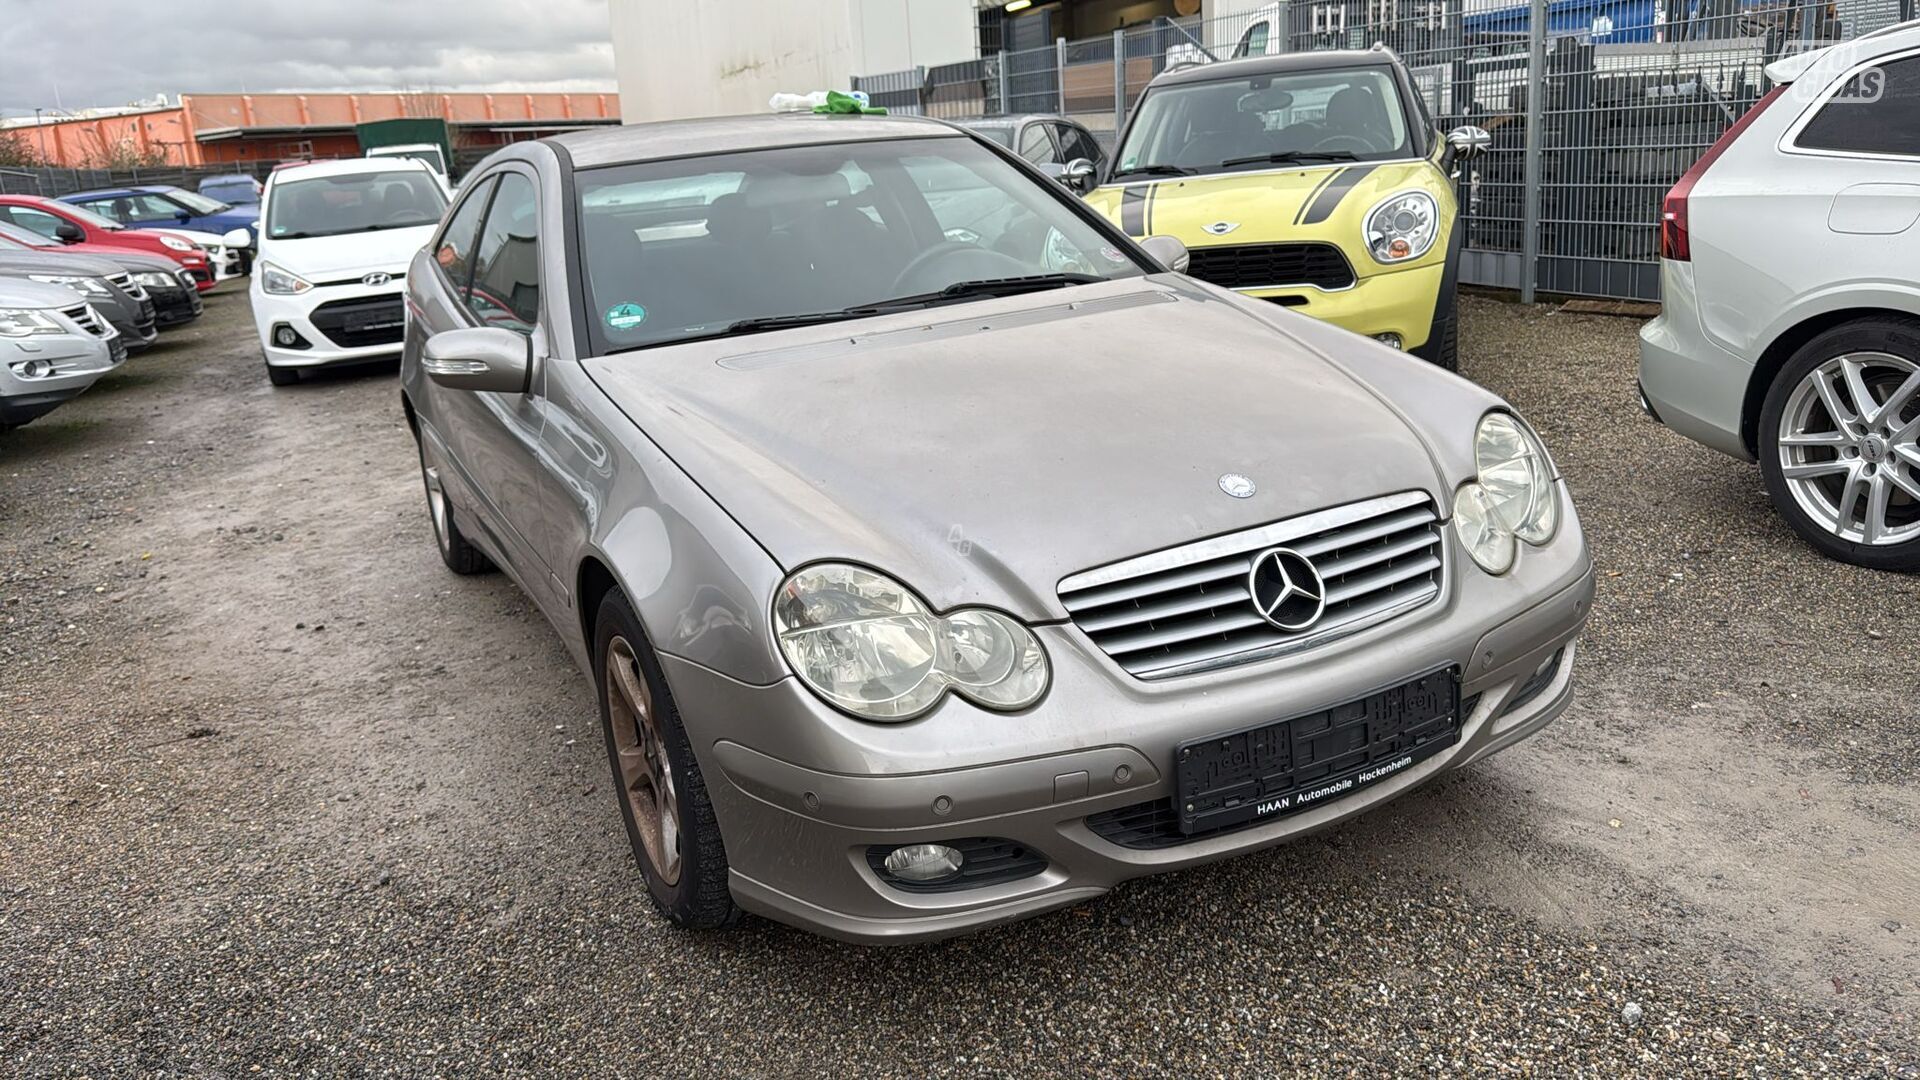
[1776, 352, 1920, 547]
[605, 636, 682, 887]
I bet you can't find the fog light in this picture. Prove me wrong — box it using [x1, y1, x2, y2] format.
[1374, 333, 1403, 349]
[11, 359, 51, 379]
[882, 843, 964, 882]
[273, 325, 299, 347]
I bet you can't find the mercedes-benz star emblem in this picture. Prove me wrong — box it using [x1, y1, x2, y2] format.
[362, 272, 392, 287]
[1218, 473, 1256, 498]
[1247, 546, 1327, 632]
[1202, 221, 1240, 236]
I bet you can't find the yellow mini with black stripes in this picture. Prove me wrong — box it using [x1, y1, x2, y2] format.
[1086, 49, 1482, 369]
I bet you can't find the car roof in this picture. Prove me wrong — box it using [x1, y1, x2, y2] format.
[548, 112, 965, 170]
[951, 114, 1072, 128]
[1149, 49, 1402, 89]
[66, 185, 181, 200]
[268, 157, 436, 183]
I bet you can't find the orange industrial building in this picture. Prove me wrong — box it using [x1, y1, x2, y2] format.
[10, 91, 621, 168]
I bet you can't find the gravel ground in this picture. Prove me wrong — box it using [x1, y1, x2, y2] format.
[1, 289, 1915, 1076]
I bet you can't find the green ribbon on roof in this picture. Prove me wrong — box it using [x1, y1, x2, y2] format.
[814, 90, 887, 115]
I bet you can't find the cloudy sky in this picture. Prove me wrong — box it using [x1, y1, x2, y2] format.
[0, 0, 617, 117]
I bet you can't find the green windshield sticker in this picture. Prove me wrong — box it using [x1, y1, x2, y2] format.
[606, 303, 647, 330]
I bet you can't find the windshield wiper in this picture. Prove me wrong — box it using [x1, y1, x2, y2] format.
[1106, 164, 1195, 180]
[715, 274, 1104, 338]
[1218, 150, 1360, 169]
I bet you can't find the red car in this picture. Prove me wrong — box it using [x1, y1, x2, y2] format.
[0, 195, 215, 291]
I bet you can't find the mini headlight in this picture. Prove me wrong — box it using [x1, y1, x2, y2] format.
[159, 235, 196, 252]
[258, 262, 313, 296]
[1454, 412, 1558, 574]
[773, 564, 1048, 721]
[0, 308, 62, 337]
[26, 274, 110, 297]
[1364, 190, 1438, 264]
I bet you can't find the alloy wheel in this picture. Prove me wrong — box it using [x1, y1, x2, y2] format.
[605, 636, 682, 886]
[423, 464, 451, 554]
[1776, 352, 1920, 546]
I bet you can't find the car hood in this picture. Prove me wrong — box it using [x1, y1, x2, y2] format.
[261, 227, 437, 278]
[0, 278, 89, 309]
[1088, 159, 1440, 249]
[0, 251, 123, 277]
[583, 276, 1480, 620]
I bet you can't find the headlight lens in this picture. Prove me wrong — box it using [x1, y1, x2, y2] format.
[1364, 190, 1438, 264]
[159, 235, 196, 252]
[26, 274, 110, 297]
[1454, 412, 1558, 574]
[134, 271, 177, 290]
[258, 262, 313, 296]
[0, 309, 63, 337]
[773, 564, 1048, 721]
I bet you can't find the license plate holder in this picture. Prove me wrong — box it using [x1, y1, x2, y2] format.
[1174, 668, 1461, 835]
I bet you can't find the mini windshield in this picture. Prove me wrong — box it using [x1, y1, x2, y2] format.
[575, 135, 1146, 354]
[265, 171, 448, 239]
[1114, 67, 1413, 178]
[168, 188, 231, 215]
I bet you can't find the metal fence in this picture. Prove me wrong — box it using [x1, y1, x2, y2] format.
[855, 1, 1911, 302]
[0, 160, 279, 199]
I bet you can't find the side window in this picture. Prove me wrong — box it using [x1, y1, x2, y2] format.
[433, 176, 495, 296]
[1235, 21, 1269, 58]
[467, 172, 540, 333]
[3, 206, 67, 238]
[1795, 54, 1920, 157]
[1018, 123, 1057, 165]
[1055, 124, 1101, 164]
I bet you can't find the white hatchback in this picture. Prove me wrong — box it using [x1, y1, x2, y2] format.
[250, 158, 448, 386]
[1639, 20, 1920, 571]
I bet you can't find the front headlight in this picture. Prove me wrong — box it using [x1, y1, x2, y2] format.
[134, 271, 176, 290]
[1364, 190, 1438, 264]
[159, 235, 196, 252]
[258, 262, 313, 296]
[1454, 412, 1558, 574]
[773, 564, 1048, 721]
[26, 274, 110, 297]
[0, 309, 63, 337]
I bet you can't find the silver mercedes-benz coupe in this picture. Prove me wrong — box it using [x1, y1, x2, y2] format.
[400, 113, 1594, 943]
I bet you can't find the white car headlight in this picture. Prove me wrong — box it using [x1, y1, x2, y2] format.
[1454, 412, 1558, 574]
[26, 274, 110, 297]
[0, 309, 63, 338]
[258, 262, 313, 296]
[159, 235, 196, 252]
[1364, 190, 1438, 264]
[773, 564, 1048, 721]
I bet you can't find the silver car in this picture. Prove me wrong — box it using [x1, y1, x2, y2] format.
[0, 279, 125, 432]
[1639, 21, 1920, 570]
[400, 114, 1593, 942]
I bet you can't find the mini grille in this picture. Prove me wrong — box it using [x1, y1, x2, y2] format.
[1184, 242, 1356, 292]
[61, 305, 107, 336]
[1058, 492, 1444, 679]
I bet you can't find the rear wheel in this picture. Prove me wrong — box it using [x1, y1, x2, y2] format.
[417, 441, 492, 575]
[1758, 317, 1920, 572]
[594, 589, 739, 930]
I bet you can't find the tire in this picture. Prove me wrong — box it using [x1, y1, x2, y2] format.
[266, 362, 300, 387]
[1413, 224, 1463, 372]
[593, 589, 739, 930]
[416, 441, 493, 575]
[1757, 316, 1920, 572]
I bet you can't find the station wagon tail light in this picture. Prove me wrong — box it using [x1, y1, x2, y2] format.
[773, 564, 1048, 721]
[1659, 85, 1784, 262]
[1364, 190, 1437, 264]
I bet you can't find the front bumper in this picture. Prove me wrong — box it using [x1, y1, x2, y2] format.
[1240, 260, 1444, 352]
[1, 334, 125, 425]
[1637, 258, 1756, 461]
[666, 487, 1593, 942]
[252, 280, 407, 369]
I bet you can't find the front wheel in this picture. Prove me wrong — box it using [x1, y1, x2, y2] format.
[1758, 317, 1920, 571]
[416, 440, 493, 575]
[594, 589, 739, 930]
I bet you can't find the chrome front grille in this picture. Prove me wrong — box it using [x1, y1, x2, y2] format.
[61, 305, 107, 336]
[1058, 491, 1445, 679]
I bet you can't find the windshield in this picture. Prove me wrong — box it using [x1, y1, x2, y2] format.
[0, 222, 57, 248]
[265, 171, 448, 239]
[58, 202, 125, 230]
[377, 148, 446, 172]
[1114, 67, 1413, 177]
[168, 188, 231, 215]
[575, 135, 1146, 354]
[203, 180, 260, 203]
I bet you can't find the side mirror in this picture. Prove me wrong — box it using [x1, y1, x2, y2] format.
[54, 223, 83, 244]
[1446, 125, 1492, 160]
[1061, 157, 1097, 193]
[220, 227, 252, 249]
[1139, 234, 1190, 274]
[422, 328, 531, 393]
[174, 210, 193, 225]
